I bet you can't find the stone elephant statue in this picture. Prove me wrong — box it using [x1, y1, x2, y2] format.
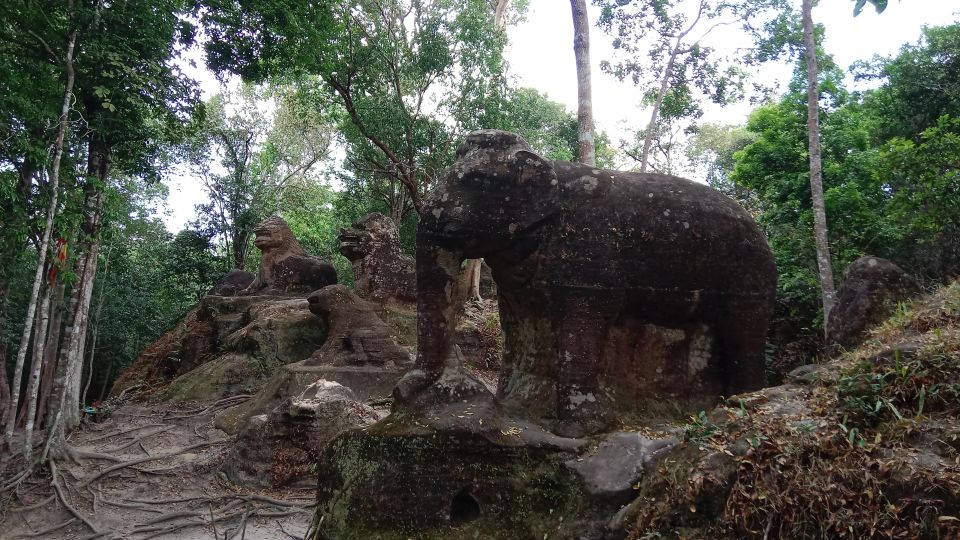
[398, 130, 777, 437]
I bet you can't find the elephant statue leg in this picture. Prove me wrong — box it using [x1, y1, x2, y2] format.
[717, 298, 771, 396]
[553, 289, 620, 437]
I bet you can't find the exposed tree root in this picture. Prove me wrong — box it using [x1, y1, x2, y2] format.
[122, 501, 305, 540]
[10, 494, 55, 512]
[85, 423, 168, 444]
[5, 396, 311, 539]
[78, 438, 228, 487]
[99, 495, 165, 513]
[91, 425, 173, 453]
[163, 395, 251, 420]
[50, 460, 100, 534]
[15, 517, 76, 538]
[277, 519, 300, 539]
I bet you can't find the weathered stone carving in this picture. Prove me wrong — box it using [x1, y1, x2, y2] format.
[245, 216, 337, 294]
[827, 256, 921, 351]
[305, 285, 411, 369]
[397, 130, 777, 437]
[338, 213, 416, 303]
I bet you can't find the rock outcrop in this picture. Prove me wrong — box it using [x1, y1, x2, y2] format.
[245, 216, 337, 295]
[111, 293, 328, 400]
[110, 221, 339, 399]
[215, 286, 413, 487]
[827, 256, 921, 351]
[223, 380, 380, 488]
[209, 269, 255, 296]
[339, 213, 416, 303]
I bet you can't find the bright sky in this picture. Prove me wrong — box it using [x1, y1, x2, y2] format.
[160, 0, 960, 232]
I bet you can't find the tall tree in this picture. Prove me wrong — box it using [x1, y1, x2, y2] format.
[801, 0, 835, 331]
[596, 0, 790, 172]
[570, 0, 596, 166]
[3, 22, 77, 455]
[203, 0, 509, 224]
[187, 86, 330, 270]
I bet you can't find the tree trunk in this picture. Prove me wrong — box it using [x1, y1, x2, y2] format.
[639, 38, 682, 173]
[36, 280, 65, 428]
[3, 29, 77, 449]
[802, 0, 836, 332]
[81, 239, 112, 408]
[460, 259, 483, 304]
[0, 281, 9, 429]
[570, 0, 596, 166]
[0, 350, 8, 431]
[17, 298, 46, 427]
[60, 139, 107, 432]
[97, 364, 112, 404]
[22, 283, 53, 459]
[493, 0, 510, 28]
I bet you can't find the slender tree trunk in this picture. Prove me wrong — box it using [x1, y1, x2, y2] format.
[22, 283, 54, 459]
[0, 353, 8, 431]
[570, 0, 596, 166]
[17, 299, 46, 427]
[97, 364, 112, 404]
[640, 38, 682, 173]
[3, 30, 77, 450]
[81, 239, 112, 408]
[36, 281, 65, 428]
[0, 281, 9, 429]
[802, 0, 836, 332]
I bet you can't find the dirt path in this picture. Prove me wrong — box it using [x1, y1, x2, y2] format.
[1, 399, 314, 539]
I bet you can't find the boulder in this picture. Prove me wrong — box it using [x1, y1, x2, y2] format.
[566, 432, 678, 508]
[223, 380, 379, 488]
[827, 256, 921, 351]
[209, 269, 255, 296]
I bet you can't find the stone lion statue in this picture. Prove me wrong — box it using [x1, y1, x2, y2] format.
[338, 213, 416, 303]
[243, 216, 337, 295]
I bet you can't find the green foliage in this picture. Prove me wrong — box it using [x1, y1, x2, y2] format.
[202, 0, 510, 225]
[278, 180, 356, 286]
[856, 24, 960, 143]
[186, 84, 332, 270]
[595, 0, 793, 167]
[879, 116, 960, 278]
[727, 23, 960, 352]
[853, 0, 888, 16]
[681, 410, 719, 446]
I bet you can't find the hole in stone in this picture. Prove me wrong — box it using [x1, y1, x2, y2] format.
[449, 487, 481, 525]
[341, 337, 354, 352]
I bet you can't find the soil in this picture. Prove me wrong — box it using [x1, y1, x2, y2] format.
[0, 398, 314, 540]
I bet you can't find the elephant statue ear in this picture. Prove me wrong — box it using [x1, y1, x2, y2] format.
[513, 150, 557, 187]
